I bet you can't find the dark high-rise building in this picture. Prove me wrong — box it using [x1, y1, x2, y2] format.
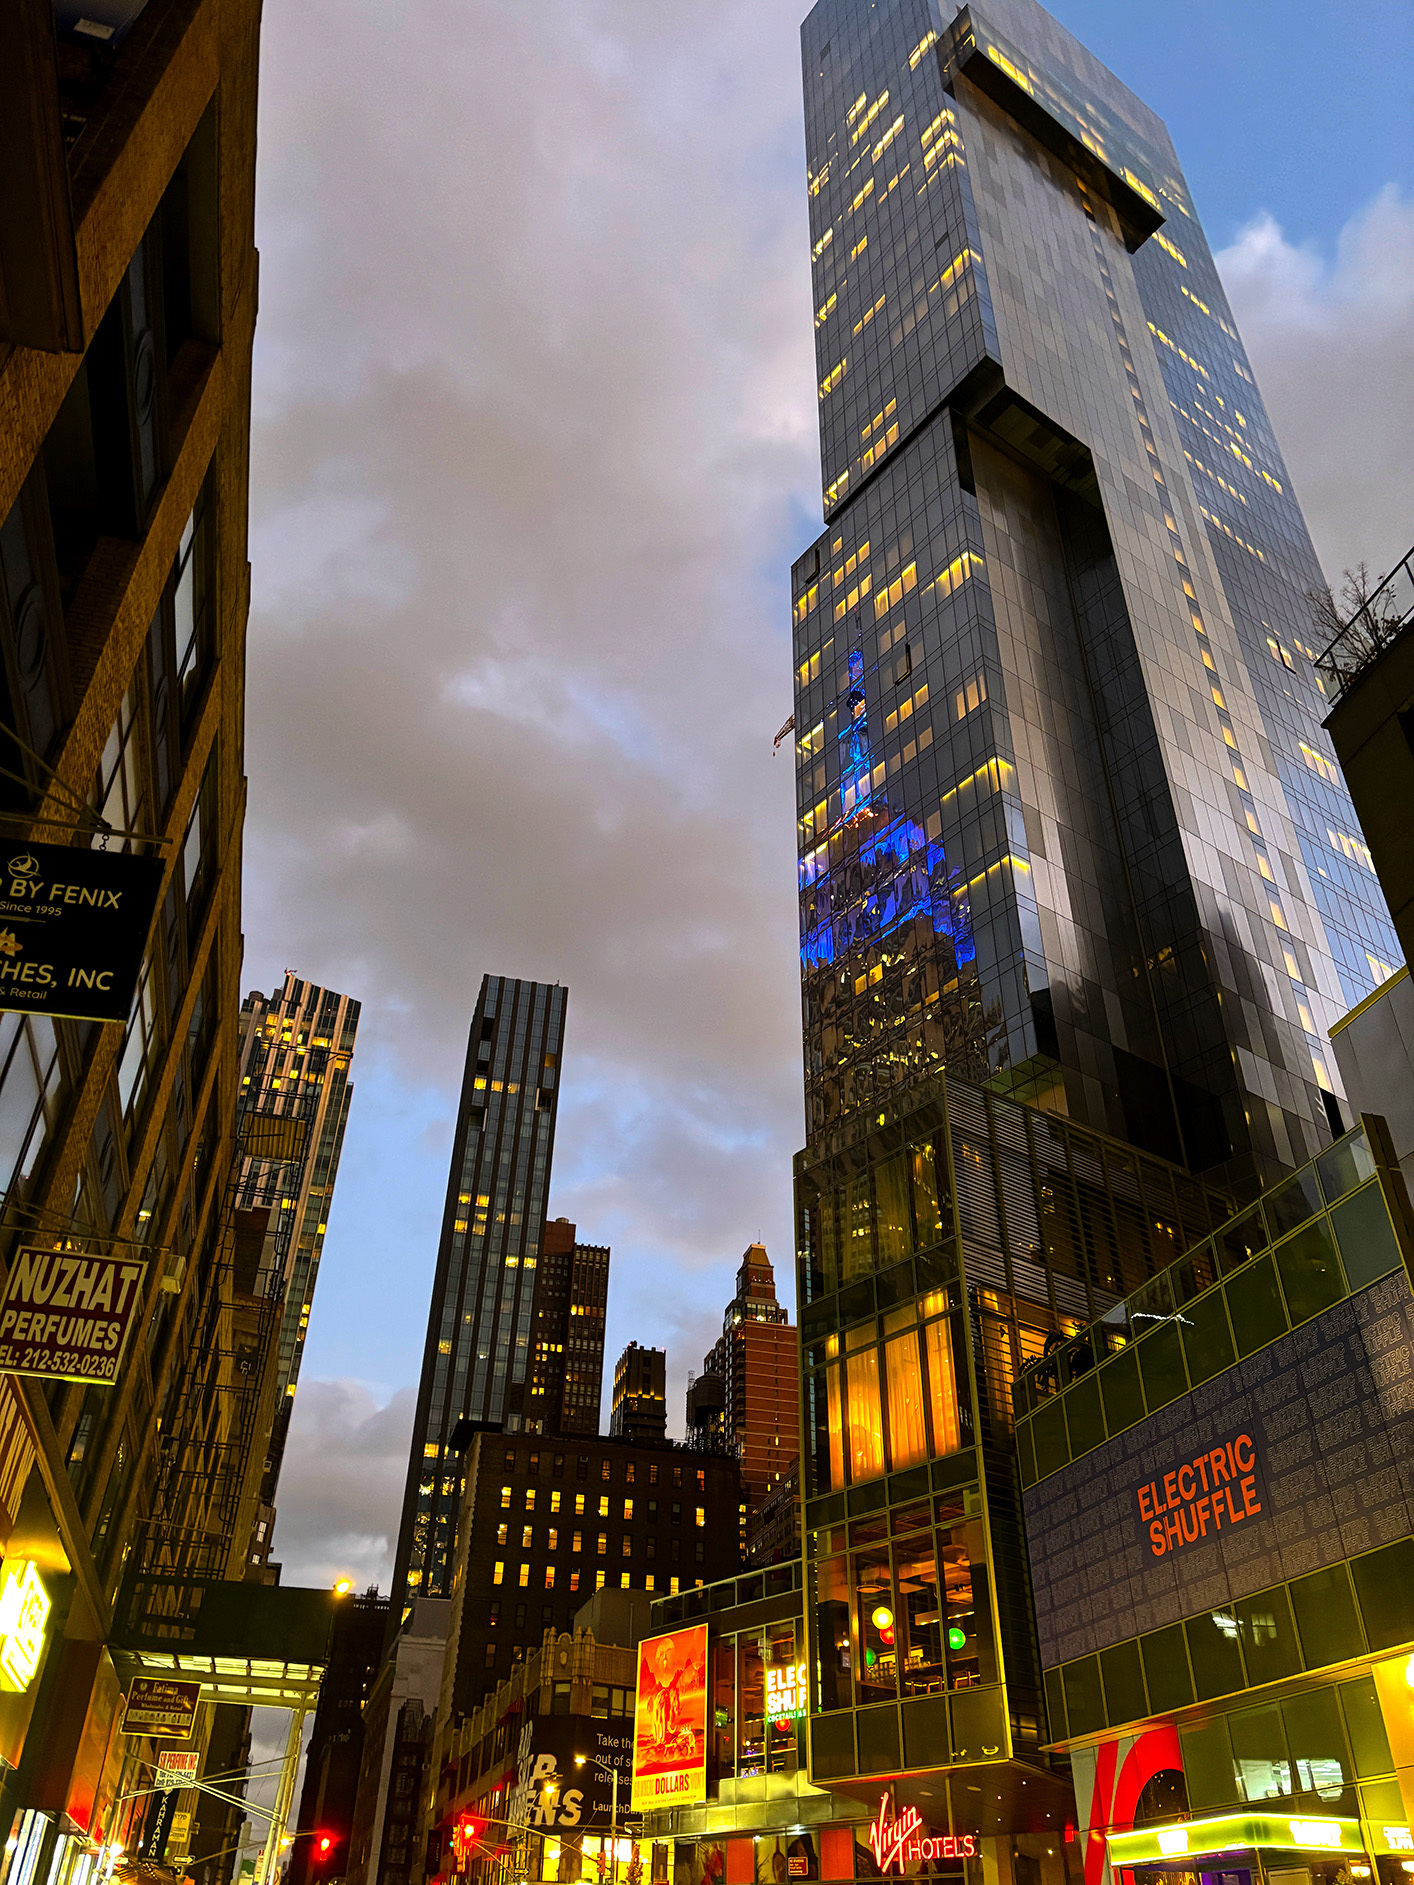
[390, 976, 568, 1617]
[793, 0, 1399, 1194]
[703, 1244, 799, 1507]
[533, 1217, 610, 1435]
[287, 1589, 390, 1885]
[443, 1429, 743, 1714]
[784, 0, 1409, 1867]
[609, 1341, 667, 1442]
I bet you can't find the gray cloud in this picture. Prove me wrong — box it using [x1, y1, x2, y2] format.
[1215, 188, 1414, 586]
[268, 1379, 415, 1590]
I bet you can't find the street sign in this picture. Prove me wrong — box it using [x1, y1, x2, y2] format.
[121, 1677, 201, 1740]
[0, 839, 163, 1024]
[0, 1246, 147, 1385]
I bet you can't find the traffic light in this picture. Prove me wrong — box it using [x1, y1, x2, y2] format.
[312, 1832, 338, 1868]
[452, 1812, 486, 1864]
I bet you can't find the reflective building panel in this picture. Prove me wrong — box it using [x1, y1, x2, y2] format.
[795, 0, 1400, 1190]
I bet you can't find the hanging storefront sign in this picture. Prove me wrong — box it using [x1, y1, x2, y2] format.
[0, 840, 163, 1024]
[0, 1246, 147, 1385]
[631, 1624, 708, 1812]
[121, 1677, 201, 1740]
[155, 1752, 200, 1789]
[0, 1560, 49, 1692]
[867, 1796, 976, 1872]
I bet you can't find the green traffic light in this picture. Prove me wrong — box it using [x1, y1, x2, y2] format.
[947, 1627, 967, 1651]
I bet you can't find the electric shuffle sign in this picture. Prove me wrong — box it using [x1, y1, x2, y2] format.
[765, 1661, 807, 1721]
[0, 1247, 147, 1385]
[0, 841, 163, 1025]
[868, 1797, 977, 1872]
[1134, 1429, 1267, 1558]
[630, 1624, 708, 1812]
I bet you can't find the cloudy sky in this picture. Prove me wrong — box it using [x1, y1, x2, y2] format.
[245, 0, 1414, 1594]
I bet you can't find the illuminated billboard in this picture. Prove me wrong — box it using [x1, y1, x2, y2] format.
[630, 1624, 707, 1813]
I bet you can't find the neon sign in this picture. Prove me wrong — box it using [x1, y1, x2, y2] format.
[764, 1662, 807, 1720]
[868, 1795, 977, 1872]
[0, 1560, 49, 1692]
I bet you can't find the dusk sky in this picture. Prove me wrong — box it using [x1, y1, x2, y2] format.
[244, 0, 1414, 1594]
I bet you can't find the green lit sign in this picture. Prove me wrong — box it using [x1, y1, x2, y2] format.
[947, 1627, 967, 1651]
[1107, 1815, 1365, 1867]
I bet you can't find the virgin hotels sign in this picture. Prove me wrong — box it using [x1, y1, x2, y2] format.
[868, 1794, 978, 1871]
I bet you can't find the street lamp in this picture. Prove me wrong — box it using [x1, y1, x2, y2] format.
[574, 1754, 620, 1885]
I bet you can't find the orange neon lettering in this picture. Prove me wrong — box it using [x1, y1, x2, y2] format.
[1177, 1464, 1196, 1501]
[1149, 1519, 1165, 1557]
[1209, 1447, 1230, 1485]
[1240, 1474, 1261, 1518]
[1233, 1433, 1256, 1474]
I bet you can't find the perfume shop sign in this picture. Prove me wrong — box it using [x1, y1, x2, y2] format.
[0, 841, 163, 1024]
[0, 1247, 147, 1385]
[1134, 1429, 1268, 1559]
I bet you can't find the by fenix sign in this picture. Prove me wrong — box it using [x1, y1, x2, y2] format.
[0, 841, 163, 1024]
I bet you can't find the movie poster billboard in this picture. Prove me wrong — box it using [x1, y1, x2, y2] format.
[630, 1624, 707, 1812]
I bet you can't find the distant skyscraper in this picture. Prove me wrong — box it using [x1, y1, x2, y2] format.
[703, 1245, 799, 1507]
[390, 976, 568, 1615]
[609, 1342, 668, 1442]
[235, 972, 361, 1503]
[793, 0, 1399, 1191]
[532, 1217, 610, 1434]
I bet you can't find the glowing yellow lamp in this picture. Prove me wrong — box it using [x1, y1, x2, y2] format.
[871, 1605, 894, 1632]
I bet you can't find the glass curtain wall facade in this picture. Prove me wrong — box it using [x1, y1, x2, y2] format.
[390, 977, 567, 1617]
[1016, 1118, 1414, 1885]
[794, 0, 1400, 1195]
[796, 1069, 1235, 1817]
[789, 0, 1406, 1857]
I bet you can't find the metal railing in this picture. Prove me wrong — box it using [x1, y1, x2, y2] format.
[1314, 543, 1414, 701]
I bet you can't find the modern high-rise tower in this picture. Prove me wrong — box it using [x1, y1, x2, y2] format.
[793, 0, 1399, 1194]
[390, 976, 568, 1616]
[789, 0, 1408, 1849]
[235, 971, 360, 1537]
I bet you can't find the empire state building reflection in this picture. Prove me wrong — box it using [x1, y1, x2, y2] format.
[799, 643, 987, 1112]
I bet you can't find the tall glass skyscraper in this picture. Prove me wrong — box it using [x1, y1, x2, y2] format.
[790, 0, 1408, 1848]
[389, 976, 567, 1616]
[793, 0, 1399, 1192]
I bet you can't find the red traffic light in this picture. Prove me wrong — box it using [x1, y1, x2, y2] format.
[453, 1812, 485, 1856]
[313, 1833, 337, 1865]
